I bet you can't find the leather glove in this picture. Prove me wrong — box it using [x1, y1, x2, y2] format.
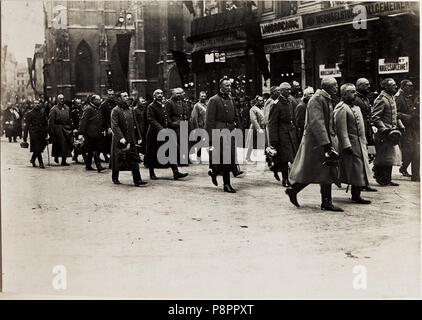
[323, 143, 332, 153]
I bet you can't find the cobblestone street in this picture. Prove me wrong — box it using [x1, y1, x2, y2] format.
[1, 137, 420, 298]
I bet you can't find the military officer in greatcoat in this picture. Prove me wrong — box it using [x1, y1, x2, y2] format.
[285, 77, 344, 212]
[78, 95, 106, 173]
[206, 77, 239, 193]
[334, 84, 374, 204]
[145, 89, 188, 180]
[372, 78, 404, 186]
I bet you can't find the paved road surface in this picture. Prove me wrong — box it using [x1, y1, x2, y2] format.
[1, 137, 420, 298]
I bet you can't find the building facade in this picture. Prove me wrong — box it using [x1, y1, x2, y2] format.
[1, 45, 18, 104]
[43, 0, 193, 101]
[188, 1, 419, 96]
[15, 64, 33, 101]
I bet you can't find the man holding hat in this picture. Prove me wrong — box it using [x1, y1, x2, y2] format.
[285, 77, 343, 212]
[372, 78, 404, 186]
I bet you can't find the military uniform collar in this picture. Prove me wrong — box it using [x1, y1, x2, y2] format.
[380, 90, 394, 100]
[218, 91, 230, 99]
[317, 89, 332, 99]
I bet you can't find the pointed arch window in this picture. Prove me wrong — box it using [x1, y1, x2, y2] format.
[75, 40, 94, 92]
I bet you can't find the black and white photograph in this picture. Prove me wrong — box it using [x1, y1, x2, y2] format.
[0, 0, 420, 301]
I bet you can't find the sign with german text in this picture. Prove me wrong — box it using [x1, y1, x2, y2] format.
[260, 16, 303, 38]
[378, 57, 409, 74]
[264, 39, 305, 54]
[319, 64, 342, 78]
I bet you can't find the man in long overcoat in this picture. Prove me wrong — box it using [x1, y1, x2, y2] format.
[109, 92, 147, 186]
[24, 99, 48, 168]
[334, 84, 373, 204]
[132, 96, 149, 155]
[145, 89, 188, 180]
[166, 88, 191, 165]
[206, 77, 239, 193]
[295, 86, 314, 143]
[78, 95, 105, 173]
[99, 89, 115, 161]
[372, 78, 404, 186]
[395, 79, 416, 178]
[48, 94, 73, 166]
[285, 77, 343, 212]
[268, 83, 299, 186]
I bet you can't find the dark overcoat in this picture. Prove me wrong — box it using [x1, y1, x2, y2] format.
[372, 90, 403, 166]
[334, 102, 370, 186]
[268, 95, 298, 163]
[99, 98, 115, 154]
[354, 92, 374, 145]
[294, 100, 307, 140]
[133, 103, 148, 154]
[78, 103, 104, 151]
[109, 103, 139, 171]
[395, 90, 417, 160]
[145, 100, 172, 168]
[48, 104, 73, 157]
[289, 89, 340, 184]
[205, 92, 238, 174]
[2, 108, 18, 138]
[25, 108, 48, 153]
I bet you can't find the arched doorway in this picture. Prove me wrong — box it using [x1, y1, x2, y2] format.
[111, 44, 127, 92]
[75, 40, 94, 93]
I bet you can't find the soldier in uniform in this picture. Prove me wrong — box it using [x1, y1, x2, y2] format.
[295, 86, 314, 143]
[48, 94, 73, 166]
[99, 89, 116, 162]
[166, 88, 191, 165]
[334, 84, 373, 204]
[109, 92, 147, 186]
[285, 77, 344, 212]
[78, 95, 106, 173]
[372, 78, 404, 186]
[145, 89, 188, 180]
[354, 78, 377, 192]
[132, 96, 149, 155]
[268, 83, 299, 186]
[70, 98, 86, 163]
[24, 99, 48, 168]
[206, 77, 239, 193]
[395, 80, 415, 177]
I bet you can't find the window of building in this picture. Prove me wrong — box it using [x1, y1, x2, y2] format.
[75, 40, 94, 93]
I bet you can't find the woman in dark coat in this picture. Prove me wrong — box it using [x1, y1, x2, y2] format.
[24, 100, 48, 168]
[145, 89, 188, 180]
[268, 83, 299, 186]
[205, 78, 238, 193]
[109, 92, 146, 186]
[48, 94, 73, 165]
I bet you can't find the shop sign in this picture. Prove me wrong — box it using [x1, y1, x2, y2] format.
[226, 49, 247, 59]
[264, 39, 305, 54]
[260, 16, 303, 38]
[319, 64, 342, 78]
[193, 32, 246, 51]
[304, 2, 413, 29]
[205, 51, 226, 63]
[378, 57, 409, 74]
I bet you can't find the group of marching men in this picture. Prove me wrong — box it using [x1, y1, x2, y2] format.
[8, 75, 420, 211]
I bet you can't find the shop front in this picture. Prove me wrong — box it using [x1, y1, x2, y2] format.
[260, 1, 419, 92]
